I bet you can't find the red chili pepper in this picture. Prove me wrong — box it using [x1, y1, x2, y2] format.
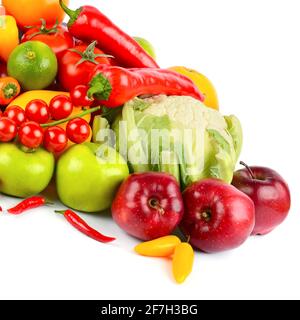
[59, 0, 159, 69]
[56, 210, 116, 243]
[87, 65, 205, 108]
[8, 196, 47, 215]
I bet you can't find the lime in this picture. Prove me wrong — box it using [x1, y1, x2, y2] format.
[7, 41, 58, 91]
[133, 37, 157, 60]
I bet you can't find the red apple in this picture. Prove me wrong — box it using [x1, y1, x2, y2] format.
[112, 172, 184, 241]
[180, 179, 255, 253]
[232, 163, 291, 236]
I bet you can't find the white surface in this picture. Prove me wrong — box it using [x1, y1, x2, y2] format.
[0, 0, 299, 300]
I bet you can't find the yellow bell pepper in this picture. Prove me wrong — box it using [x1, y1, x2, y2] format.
[7, 90, 91, 127]
[135, 236, 181, 257]
[0, 14, 19, 62]
[172, 243, 194, 284]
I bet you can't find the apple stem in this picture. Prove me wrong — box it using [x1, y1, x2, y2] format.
[19, 145, 37, 153]
[202, 211, 211, 222]
[149, 199, 165, 215]
[240, 161, 255, 180]
[41, 106, 102, 128]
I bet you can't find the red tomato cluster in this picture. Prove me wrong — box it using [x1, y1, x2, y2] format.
[0, 96, 91, 152]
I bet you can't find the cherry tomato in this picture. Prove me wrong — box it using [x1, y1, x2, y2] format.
[70, 85, 93, 107]
[25, 100, 50, 124]
[58, 41, 111, 91]
[49, 95, 73, 120]
[3, 106, 26, 126]
[21, 22, 74, 58]
[66, 118, 91, 144]
[0, 117, 18, 142]
[18, 121, 44, 149]
[44, 126, 68, 153]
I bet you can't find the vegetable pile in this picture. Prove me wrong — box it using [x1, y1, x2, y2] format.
[0, 1, 291, 284]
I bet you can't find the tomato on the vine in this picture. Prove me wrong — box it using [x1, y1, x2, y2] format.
[49, 95, 73, 120]
[44, 126, 68, 153]
[0, 117, 18, 142]
[18, 121, 44, 149]
[3, 106, 26, 126]
[21, 20, 74, 58]
[70, 85, 93, 107]
[58, 41, 111, 91]
[25, 100, 50, 124]
[66, 118, 91, 144]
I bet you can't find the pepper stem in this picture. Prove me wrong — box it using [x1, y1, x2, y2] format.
[240, 161, 256, 180]
[54, 210, 66, 215]
[88, 74, 112, 101]
[59, 0, 82, 27]
[41, 106, 101, 128]
[55, 210, 66, 215]
[4, 83, 18, 99]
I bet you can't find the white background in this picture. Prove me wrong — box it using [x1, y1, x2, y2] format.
[0, 0, 299, 300]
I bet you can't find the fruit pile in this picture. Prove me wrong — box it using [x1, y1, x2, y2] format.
[0, 1, 291, 284]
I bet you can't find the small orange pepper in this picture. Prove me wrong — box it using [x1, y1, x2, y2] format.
[0, 77, 20, 105]
[135, 236, 181, 257]
[172, 242, 194, 284]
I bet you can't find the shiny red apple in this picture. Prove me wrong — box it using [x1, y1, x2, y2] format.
[180, 179, 255, 253]
[232, 163, 291, 236]
[112, 172, 184, 241]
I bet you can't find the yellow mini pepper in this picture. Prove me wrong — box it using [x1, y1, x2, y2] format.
[135, 236, 181, 257]
[172, 243, 194, 284]
[135, 236, 195, 284]
[0, 14, 19, 62]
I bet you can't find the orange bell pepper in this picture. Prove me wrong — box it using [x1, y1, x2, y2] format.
[2, 0, 69, 29]
[0, 14, 19, 62]
[172, 243, 194, 284]
[135, 236, 182, 257]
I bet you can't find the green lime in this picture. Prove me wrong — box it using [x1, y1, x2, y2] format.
[133, 37, 157, 60]
[7, 41, 58, 91]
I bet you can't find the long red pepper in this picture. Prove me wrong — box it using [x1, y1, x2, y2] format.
[56, 210, 116, 243]
[8, 196, 48, 215]
[87, 65, 205, 108]
[59, 0, 159, 69]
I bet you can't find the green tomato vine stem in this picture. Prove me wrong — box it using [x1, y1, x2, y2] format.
[41, 106, 101, 128]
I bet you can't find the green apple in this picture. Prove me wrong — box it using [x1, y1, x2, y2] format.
[133, 37, 157, 60]
[56, 143, 129, 213]
[0, 143, 55, 198]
